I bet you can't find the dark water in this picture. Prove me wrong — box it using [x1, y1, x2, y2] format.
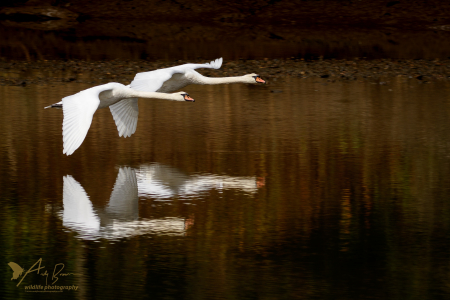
[1, 78, 450, 299]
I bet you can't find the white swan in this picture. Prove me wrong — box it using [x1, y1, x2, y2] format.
[130, 57, 266, 93]
[62, 168, 187, 240]
[137, 163, 265, 198]
[121, 58, 265, 139]
[60, 164, 265, 239]
[45, 82, 194, 155]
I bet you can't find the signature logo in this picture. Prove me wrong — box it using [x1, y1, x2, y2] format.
[8, 262, 24, 280]
[7, 258, 79, 292]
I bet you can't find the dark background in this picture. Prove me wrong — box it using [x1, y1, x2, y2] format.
[1, 0, 450, 60]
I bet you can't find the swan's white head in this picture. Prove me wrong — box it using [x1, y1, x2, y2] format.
[174, 91, 195, 102]
[244, 73, 266, 84]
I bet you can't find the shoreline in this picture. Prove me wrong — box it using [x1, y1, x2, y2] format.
[1, 58, 449, 86]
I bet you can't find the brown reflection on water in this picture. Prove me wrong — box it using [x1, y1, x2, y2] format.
[1, 78, 450, 299]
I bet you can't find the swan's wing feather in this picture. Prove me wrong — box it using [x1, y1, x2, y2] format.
[178, 57, 223, 71]
[130, 58, 223, 92]
[63, 175, 100, 232]
[106, 167, 139, 220]
[62, 87, 104, 155]
[130, 70, 175, 92]
[109, 98, 139, 138]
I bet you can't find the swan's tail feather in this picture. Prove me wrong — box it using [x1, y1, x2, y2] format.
[45, 101, 63, 109]
[207, 57, 223, 69]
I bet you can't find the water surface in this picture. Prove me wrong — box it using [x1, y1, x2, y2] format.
[1, 78, 450, 299]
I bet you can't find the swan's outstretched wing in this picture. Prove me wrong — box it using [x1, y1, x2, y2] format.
[62, 85, 108, 155]
[62, 175, 100, 235]
[130, 70, 174, 92]
[136, 164, 190, 198]
[130, 58, 223, 92]
[174, 57, 223, 72]
[109, 98, 139, 138]
[106, 167, 139, 220]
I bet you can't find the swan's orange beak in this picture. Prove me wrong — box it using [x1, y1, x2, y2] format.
[255, 76, 266, 84]
[257, 177, 266, 188]
[184, 94, 195, 102]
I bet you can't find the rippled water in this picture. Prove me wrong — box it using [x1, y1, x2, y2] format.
[1, 78, 450, 299]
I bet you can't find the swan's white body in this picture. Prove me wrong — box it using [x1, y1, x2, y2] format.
[130, 57, 265, 93]
[46, 82, 193, 155]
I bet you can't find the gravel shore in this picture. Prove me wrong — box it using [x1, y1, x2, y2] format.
[1, 58, 449, 86]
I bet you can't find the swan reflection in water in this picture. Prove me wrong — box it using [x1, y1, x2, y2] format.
[136, 164, 265, 200]
[62, 164, 264, 240]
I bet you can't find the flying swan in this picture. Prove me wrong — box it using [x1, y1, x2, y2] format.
[45, 82, 194, 155]
[119, 58, 265, 138]
[129, 57, 266, 93]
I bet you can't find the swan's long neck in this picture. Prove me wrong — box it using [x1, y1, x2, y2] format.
[128, 90, 180, 101]
[194, 75, 248, 85]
